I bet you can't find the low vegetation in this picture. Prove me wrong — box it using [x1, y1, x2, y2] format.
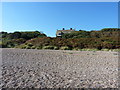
[0, 31, 46, 48]
[1, 28, 120, 51]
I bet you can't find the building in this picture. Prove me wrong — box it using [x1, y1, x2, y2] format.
[56, 28, 75, 37]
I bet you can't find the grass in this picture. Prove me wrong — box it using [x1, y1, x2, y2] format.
[15, 43, 120, 52]
[79, 49, 98, 51]
[111, 49, 120, 52]
[42, 46, 59, 50]
[60, 46, 71, 50]
[101, 49, 110, 51]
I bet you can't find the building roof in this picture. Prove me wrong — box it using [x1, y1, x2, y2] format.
[56, 29, 75, 36]
[56, 29, 75, 34]
[57, 29, 75, 32]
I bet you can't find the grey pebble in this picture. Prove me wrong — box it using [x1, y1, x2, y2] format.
[1, 48, 118, 88]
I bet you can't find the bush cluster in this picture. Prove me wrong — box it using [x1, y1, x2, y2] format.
[1, 28, 120, 50]
[61, 28, 120, 39]
[20, 37, 119, 50]
[0, 31, 47, 48]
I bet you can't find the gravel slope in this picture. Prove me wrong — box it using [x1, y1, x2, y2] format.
[1, 48, 118, 88]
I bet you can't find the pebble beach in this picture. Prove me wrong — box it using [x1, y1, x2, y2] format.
[1, 48, 118, 88]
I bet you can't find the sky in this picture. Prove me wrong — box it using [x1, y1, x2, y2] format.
[2, 2, 118, 37]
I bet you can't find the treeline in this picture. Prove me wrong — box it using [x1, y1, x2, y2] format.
[0, 28, 120, 50]
[1, 31, 46, 39]
[61, 28, 120, 39]
[0, 31, 47, 48]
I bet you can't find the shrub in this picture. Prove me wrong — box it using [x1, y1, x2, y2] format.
[27, 43, 33, 47]
[81, 48, 98, 51]
[42, 46, 54, 49]
[101, 49, 109, 51]
[22, 45, 27, 49]
[0, 43, 7, 48]
[72, 48, 80, 50]
[17, 43, 34, 49]
[18, 43, 34, 49]
[60, 46, 71, 50]
[111, 49, 120, 52]
[36, 46, 43, 49]
[26, 46, 31, 49]
[31, 46, 36, 49]
[16, 44, 27, 49]
[54, 46, 59, 50]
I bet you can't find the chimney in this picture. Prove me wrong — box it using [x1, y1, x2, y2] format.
[63, 28, 65, 30]
[70, 28, 72, 30]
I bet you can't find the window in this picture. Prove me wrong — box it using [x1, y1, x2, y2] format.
[58, 33, 62, 35]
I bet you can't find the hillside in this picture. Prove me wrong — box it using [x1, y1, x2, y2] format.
[61, 28, 120, 39]
[0, 28, 120, 50]
[0, 31, 47, 48]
